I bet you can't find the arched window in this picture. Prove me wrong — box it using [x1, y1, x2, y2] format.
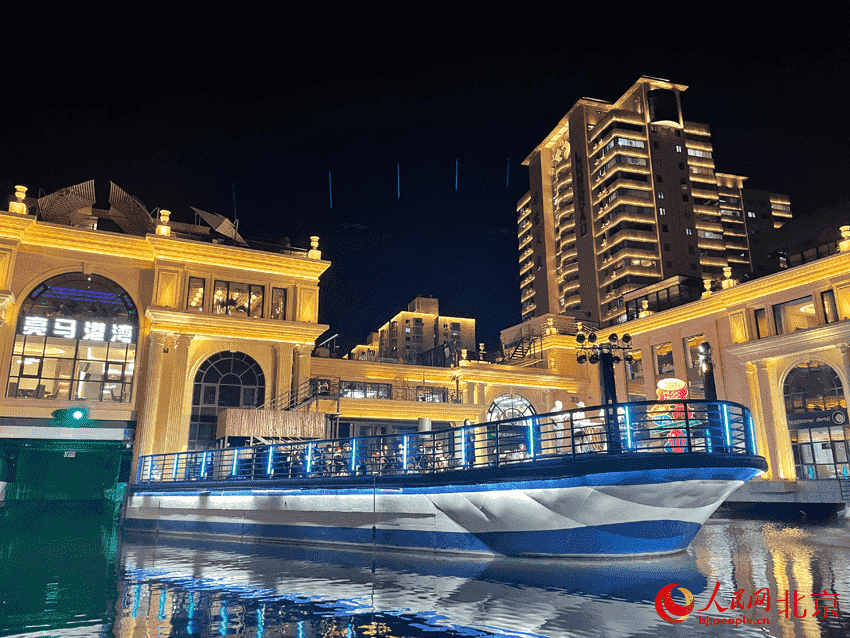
[8, 273, 138, 401]
[783, 361, 848, 480]
[487, 393, 536, 422]
[189, 352, 266, 450]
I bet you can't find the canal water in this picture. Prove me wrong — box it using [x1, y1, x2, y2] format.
[1, 502, 848, 637]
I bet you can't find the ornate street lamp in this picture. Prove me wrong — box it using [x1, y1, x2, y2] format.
[575, 330, 633, 453]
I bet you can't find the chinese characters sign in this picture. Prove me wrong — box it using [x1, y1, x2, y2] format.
[21, 316, 134, 343]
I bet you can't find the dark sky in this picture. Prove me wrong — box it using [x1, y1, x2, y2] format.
[2, 14, 848, 354]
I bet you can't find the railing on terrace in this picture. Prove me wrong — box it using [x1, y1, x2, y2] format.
[137, 400, 759, 484]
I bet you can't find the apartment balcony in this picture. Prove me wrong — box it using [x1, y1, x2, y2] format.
[693, 204, 720, 216]
[725, 239, 749, 251]
[727, 254, 750, 265]
[695, 219, 724, 233]
[699, 255, 728, 268]
[686, 141, 713, 153]
[599, 229, 657, 250]
[520, 273, 535, 288]
[684, 122, 711, 136]
[518, 219, 532, 234]
[600, 263, 660, 288]
[519, 247, 533, 262]
[517, 207, 531, 224]
[519, 233, 533, 250]
[691, 187, 719, 200]
[697, 237, 726, 251]
[559, 262, 579, 277]
[598, 207, 656, 228]
[593, 180, 652, 206]
[521, 287, 535, 303]
[558, 218, 576, 233]
[560, 247, 577, 261]
[563, 293, 581, 308]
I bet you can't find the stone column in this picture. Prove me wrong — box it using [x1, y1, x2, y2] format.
[134, 332, 167, 471]
[839, 344, 850, 414]
[293, 344, 313, 402]
[163, 335, 193, 453]
[274, 344, 294, 408]
[751, 360, 795, 480]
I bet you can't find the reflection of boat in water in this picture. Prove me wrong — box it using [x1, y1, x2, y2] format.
[120, 533, 709, 637]
[125, 400, 767, 558]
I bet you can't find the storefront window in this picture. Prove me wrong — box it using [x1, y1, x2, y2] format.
[7, 273, 137, 402]
[783, 361, 849, 480]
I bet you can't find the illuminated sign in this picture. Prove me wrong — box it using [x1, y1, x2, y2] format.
[21, 316, 134, 343]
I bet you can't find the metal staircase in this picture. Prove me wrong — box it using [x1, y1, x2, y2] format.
[261, 377, 340, 413]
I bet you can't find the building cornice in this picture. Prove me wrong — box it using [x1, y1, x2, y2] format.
[145, 307, 328, 345]
[610, 252, 850, 338]
[148, 235, 330, 280]
[0, 214, 331, 281]
[725, 320, 850, 360]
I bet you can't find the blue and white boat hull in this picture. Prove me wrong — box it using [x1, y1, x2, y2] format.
[125, 462, 761, 557]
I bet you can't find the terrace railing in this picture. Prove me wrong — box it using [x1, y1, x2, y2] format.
[136, 399, 759, 485]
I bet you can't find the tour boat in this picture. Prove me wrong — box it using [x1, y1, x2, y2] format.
[124, 399, 767, 557]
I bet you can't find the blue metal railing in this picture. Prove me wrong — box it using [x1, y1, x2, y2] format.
[136, 400, 757, 484]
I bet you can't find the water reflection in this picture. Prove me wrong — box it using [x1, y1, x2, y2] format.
[0, 501, 119, 637]
[0, 503, 848, 638]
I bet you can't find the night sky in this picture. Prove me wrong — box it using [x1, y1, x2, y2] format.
[2, 14, 847, 354]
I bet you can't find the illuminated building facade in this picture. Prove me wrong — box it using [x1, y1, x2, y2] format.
[554, 225, 850, 487]
[350, 296, 477, 364]
[0, 184, 584, 485]
[0, 183, 329, 474]
[517, 77, 792, 327]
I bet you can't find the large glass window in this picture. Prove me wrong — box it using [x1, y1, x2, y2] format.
[8, 273, 138, 402]
[773, 296, 818, 335]
[187, 277, 205, 312]
[213, 281, 264, 317]
[627, 350, 645, 401]
[754, 308, 768, 339]
[822, 290, 838, 324]
[270, 288, 288, 320]
[783, 361, 849, 480]
[189, 351, 266, 450]
[487, 394, 536, 421]
[653, 342, 675, 379]
[683, 334, 706, 399]
[340, 381, 391, 399]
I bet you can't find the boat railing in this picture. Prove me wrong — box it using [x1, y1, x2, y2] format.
[135, 399, 758, 485]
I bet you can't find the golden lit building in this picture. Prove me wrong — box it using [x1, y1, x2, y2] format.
[0, 183, 329, 474]
[350, 296, 476, 364]
[0, 183, 586, 487]
[558, 226, 850, 492]
[517, 76, 792, 327]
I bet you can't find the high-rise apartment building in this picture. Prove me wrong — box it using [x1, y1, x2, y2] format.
[517, 77, 792, 326]
[349, 297, 476, 364]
